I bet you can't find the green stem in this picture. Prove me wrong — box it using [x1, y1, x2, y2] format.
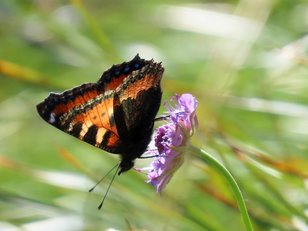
[189, 145, 254, 231]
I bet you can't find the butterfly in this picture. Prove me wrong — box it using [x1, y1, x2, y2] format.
[36, 55, 164, 175]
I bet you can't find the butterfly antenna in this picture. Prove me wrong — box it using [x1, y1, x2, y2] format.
[98, 164, 120, 210]
[89, 163, 119, 192]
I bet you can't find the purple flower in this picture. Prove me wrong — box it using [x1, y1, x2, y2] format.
[142, 94, 198, 193]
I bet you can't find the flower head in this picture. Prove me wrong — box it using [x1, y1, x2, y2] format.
[143, 93, 198, 193]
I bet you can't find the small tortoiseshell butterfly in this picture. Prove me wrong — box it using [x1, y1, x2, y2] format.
[37, 55, 164, 175]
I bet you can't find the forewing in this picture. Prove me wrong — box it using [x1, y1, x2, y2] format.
[36, 82, 122, 153]
[113, 60, 164, 140]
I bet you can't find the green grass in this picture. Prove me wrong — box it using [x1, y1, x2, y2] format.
[0, 1, 308, 230]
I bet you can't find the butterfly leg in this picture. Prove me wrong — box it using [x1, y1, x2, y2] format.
[139, 150, 168, 159]
[154, 115, 170, 121]
[139, 155, 159, 159]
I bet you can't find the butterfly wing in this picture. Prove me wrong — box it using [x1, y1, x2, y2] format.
[112, 59, 164, 159]
[36, 55, 163, 156]
[36, 82, 122, 153]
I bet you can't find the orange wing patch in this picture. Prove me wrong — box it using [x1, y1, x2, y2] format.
[104, 75, 127, 91]
[67, 95, 119, 142]
[119, 74, 160, 101]
[50, 87, 97, 117]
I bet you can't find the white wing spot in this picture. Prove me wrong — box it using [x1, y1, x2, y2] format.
[49, 113, 56, 124]
[80, 123, 90, 139]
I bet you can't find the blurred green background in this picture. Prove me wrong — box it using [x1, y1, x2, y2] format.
[0, 0, 308, 230]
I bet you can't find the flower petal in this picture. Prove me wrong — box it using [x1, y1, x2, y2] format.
[143, 94, 198, 193]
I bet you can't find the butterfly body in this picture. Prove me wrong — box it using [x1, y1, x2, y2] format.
[37, 55, 164, 174]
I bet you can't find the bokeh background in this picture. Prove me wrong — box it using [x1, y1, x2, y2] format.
[0, 0, 308, 231]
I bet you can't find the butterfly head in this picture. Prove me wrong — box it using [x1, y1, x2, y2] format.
[118, 159, 134, 175]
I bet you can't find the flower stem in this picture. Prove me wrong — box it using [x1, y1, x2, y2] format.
[189, 145, 254, 231]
